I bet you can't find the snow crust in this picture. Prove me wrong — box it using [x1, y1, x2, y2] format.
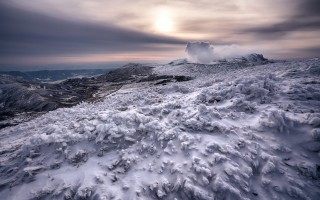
[0, 59, 320, 199]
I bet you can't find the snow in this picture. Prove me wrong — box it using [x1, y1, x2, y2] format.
[0, 58, 320, 199]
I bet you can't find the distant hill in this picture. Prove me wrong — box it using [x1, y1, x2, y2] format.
[0, 69, 112, 83]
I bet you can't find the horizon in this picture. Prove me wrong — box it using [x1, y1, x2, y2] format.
[0, 0, 319, 70]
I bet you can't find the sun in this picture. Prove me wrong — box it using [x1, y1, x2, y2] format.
[154, 9, 175, 34]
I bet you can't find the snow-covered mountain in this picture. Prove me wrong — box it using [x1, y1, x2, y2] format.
[0, 56, 319, 199]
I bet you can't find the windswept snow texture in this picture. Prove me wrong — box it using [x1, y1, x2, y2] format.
[1, 58, 320, 200]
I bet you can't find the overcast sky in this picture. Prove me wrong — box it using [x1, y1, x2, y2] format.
[0, 0, 319, 70]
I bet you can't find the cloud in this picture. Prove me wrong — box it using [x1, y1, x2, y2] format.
[298, 0, 320, 18]
[299, 47, 320, 58]
[1, 0, 319, 67]
[185, 42, 214, 63]
[241, 0, 320, 39]
[185, 42, 254, 63]
[0, 2, 185, 57]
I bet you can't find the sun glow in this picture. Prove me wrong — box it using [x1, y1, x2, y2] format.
[154, 9, 175, 34]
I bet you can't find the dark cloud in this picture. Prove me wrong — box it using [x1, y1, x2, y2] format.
[0, 2, 185, 57]
[298, 0, 320, 18]
[241, 0, 320, 39]
[302, 47, 320, 57]
[243, 19, 320, 39]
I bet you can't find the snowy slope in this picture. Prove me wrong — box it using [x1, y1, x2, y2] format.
[0, 58, 320, 200]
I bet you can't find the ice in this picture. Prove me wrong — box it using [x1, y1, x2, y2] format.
[0, 58, 320, 199]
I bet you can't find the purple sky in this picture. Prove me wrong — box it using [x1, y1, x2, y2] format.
[0, 0, 319, 70]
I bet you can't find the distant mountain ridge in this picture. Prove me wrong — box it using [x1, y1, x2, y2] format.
[170, 53, 270, 66]
[0, 69, 112, 83]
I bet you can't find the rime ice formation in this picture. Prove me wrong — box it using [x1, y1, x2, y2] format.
[0, 58, 320, 200]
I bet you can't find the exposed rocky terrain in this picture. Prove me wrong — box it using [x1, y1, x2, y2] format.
[0, 63, 192, 129]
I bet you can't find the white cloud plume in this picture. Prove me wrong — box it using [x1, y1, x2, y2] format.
[185, 42, 254, 63]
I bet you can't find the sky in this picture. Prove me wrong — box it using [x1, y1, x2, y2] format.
[0, 0, 319, 70]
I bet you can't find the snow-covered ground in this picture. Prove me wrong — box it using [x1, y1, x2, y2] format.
[0, 58, 320, 199]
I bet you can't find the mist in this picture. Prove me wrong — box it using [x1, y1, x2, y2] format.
[186, 42, 255, 64]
